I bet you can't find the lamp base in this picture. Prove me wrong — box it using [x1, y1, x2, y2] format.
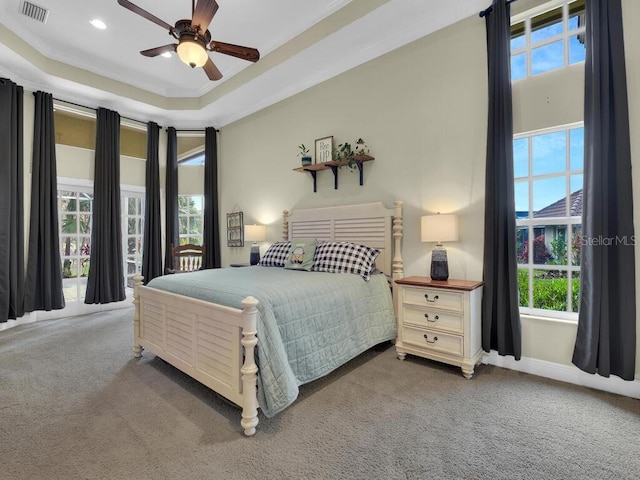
[249, 244, 260, 266]
[430, 245, 449, 281]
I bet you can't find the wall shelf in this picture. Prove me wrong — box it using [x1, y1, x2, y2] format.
[293, 155, 374, 192]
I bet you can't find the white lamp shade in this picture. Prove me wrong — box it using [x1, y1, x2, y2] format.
[244, 224, 266, 243]
[176, 39, 208, 67]
[421, 214, 459, 243]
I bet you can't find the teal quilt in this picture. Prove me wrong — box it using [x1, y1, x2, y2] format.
[147, 266, 396, 417]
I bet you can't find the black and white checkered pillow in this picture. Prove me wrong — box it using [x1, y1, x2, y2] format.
[258, 241, 291, 267]
[312, 242, 380, 280]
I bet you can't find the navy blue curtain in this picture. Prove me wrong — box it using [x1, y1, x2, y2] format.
[164, 127, 179, 273]
[203, 127, 220, 269]
[572, 0, 635, 380]
[24, 91, 65, 312]
[481, 0, 521, 359]
[142, 122, 162, 284]
[85, 108, 125, 304]
[0, 79, 25, 322]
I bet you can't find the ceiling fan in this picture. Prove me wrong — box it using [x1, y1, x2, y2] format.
[117, 0, 260, 81]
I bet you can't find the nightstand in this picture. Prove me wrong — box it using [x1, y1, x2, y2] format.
[395, 277, 484, 379]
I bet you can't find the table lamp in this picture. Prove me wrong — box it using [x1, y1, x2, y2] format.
[244, 224, 266, 265]
[421, 213, 459, 281]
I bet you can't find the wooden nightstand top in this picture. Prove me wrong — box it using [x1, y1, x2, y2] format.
[395, 276, 484, 291]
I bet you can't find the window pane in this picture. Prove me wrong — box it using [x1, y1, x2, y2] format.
[78, 214, 91, 233]
[80, 238, 91, 256]
[511, 53, 526, 81]
[518, 269, 529, 307]
[570, 128, 584, 170]
[531, 7, 563, 43]
[531, 40, 564, 75]
[515, 182, 529, 217]
[128, 218, 136, 235]
[571, 274, 580, 312]
[516, 227, 529, 264]
[514, 138, 529, 178]
[533, 269, 569, 311]
[79, 199, 91, 212]
[570, 174, 583, 214]
[568, 1, 586, 31]
[571, 224, 582, 266]
[533, 177, 566, 215]
[127, 198, 137, 215]
[532, 131, 566, 176]
[569, 34, 586, 64]
[548, 225, 569, 265]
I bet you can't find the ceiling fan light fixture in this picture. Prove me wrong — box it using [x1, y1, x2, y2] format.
[176, 38, 208, 68]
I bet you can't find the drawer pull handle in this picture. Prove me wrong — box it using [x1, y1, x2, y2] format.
[424, 294, 439, 303]
[423, 334, 438, 344]
[424, 313, 439, 322]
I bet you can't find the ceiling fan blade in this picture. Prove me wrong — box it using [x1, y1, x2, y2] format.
[117, 0, 175, 34]
[140, 44, 177, 57]
[209, 41, 260, 63]
[192, 0, 219, 33]
[203, 58, 223, 81]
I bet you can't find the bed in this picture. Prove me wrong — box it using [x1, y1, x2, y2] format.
[132, 201, 404, 435]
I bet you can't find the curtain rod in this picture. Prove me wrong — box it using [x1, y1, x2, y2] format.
[479, 0, 518, 18]
[50, 96, 153, 127]
[168, 128, 219, 133]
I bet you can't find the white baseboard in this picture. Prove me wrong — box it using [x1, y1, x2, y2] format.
[483, 351, 640, 399]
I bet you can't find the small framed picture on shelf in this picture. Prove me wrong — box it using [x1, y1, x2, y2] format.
[315, 136, 333, 164]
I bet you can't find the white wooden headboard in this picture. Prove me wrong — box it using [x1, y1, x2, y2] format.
[282, 201, 403, 281]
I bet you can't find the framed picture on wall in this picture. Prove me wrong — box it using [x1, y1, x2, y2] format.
[226, 212, 244, 247]
[315, 136, 333, 164]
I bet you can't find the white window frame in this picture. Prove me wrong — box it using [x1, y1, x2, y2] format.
[511, 0, 586, 80]
[178, 194, 204, 246]
[515, 122, 583, 321]
[122, 185, 145, 291]
[58, 178, 94, 304]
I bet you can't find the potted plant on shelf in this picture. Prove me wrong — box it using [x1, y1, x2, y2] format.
[298, 144, 312, 166]
[333, 138, 371, 169]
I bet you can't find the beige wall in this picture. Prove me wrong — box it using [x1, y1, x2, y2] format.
[219, 14, 488, 278]
[217, 2, 640, 378]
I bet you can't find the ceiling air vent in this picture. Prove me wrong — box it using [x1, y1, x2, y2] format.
[20, 1, 49, 23]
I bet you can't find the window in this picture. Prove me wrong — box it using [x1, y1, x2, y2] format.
[58, 188, 93, 303]
[511, 0, 585, 81]
[514, 124, 583, 318]
[123, 194, 145, 289]
[178, 195, 204, 245]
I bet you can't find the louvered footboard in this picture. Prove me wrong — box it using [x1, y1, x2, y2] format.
[132, 275, 259, 436]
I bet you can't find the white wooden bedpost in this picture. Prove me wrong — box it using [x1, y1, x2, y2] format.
[282, 210, 290, 241]
[392, 201, 404, 316]
[240, 296, 260, 436]
[132, 274, 144, 358]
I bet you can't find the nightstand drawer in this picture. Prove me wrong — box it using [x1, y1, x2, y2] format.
[403, 287, 464, 312]
[402, 305, 463, 334]
[402, 325, 463, 357]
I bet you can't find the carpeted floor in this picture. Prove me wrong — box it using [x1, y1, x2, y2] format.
[1, 308, 639, 480]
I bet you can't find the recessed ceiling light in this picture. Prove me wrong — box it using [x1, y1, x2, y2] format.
[90, 19, 107, 30]
[161, 52, 172, 58]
